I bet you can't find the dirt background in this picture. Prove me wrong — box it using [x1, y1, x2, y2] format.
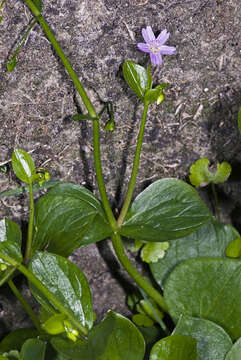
[0, 0, 241, 337]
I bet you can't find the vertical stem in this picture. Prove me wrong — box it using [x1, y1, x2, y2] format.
[24, 182, 34, 264]
[117, 103, 149, 226]
[8, 279, 41, 332]
[211, 183, 221, 221]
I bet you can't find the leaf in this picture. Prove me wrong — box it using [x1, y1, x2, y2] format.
[150, 220, 239, 288]
[0, 328, 38, 353]
[141, 242, 169, 263]
[7, 59, 17, 72]
[120, 178, 211, 242]
[164, 257, 241, 340]
[20, 339, 46, 360]
[11, 149, 35, 184]
[149, 334, 197, 360]
[0, 218, 22, 267]
[29, 252, 94, 332]
[144, 83, 169, 104]
[226, 238, 241, 258]
[32, 183, 112, 256]
[51, 311, 145, 360]
[32, 0, 43, 12]
[225, 337, 241, 360]
[173, 315, 232, 360]
[238, 107, 241, 135]
[123, 60, 149, 101]
[189, 158, 231, 187]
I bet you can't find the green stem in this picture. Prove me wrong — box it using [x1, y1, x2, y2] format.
[211, 183, 221, 221]
[8, 279, 41, 332]
[111, 233, 168, 313]
[117, 103, 149, 226]
[11, 18, 37, 62]
[24, 182, 34, 264]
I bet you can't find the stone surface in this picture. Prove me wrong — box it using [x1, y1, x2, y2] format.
[0, 0, 241, 337]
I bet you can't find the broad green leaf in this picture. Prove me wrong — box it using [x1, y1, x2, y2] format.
[173, 315, 232, 360]
[149, 334, 197, 360]
[238, 107, 241, 135]
[225, 337, 241, 359]
[0, 218, 22, 267]
[164, 257, 241, 340]
[32, 0, 43, 12]
[29, 252, 94, 332]
[32, 183, 112, 256]
[123, 60, 149, 101]
[0, 328, 38, 353]
[51, 311, 145, 360]
[150, 220, 239, 288]
[141, 242, 169, 263]
[11, 149, 35, 184]
[189, 158, 231, 187]
[20, 339, 46, 360]
[226, 238, 241, 258]
[120, 178, 211, 242]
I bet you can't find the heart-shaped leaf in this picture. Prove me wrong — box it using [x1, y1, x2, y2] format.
[123, 60, 150, 101]
[150, 221, 239, 288]
[120, 178, 211, 242]
[149, 334, 197, 360]
[51, 311, 145, 360]
[11, 149, 35, 184]
[164, 257, 241, 340]
[225, 337, 241, 359]
[32, 183, 112, 256]
[29, 252, 94, 332]
[173, 315, 232, 360]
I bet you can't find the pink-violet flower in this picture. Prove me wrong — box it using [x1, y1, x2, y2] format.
[137, 26, 176, 66]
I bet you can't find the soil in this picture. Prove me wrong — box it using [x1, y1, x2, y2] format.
[0, 0, 240, 338]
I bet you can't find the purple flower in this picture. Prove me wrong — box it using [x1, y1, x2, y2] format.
[137, 26, 176, 66]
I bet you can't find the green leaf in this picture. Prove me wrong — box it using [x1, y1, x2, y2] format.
[51, 311, 145, 360]
[226, 237, 241, 258]
[72, 114, 99, 121]
[149, 334, 197, 360]
[32, 183, 112, 256]
[20, 339, 46, 360]
[29, 251, 94, 331]
[120, 178, 211, 242]
[189, 158, 231, 187]
[164, 257, 241, 340]
[173, 315, 232, 360]
[11, 149, 35, 184]
[0, 328, 38, 354]
[32, 0, 43, 12]
[140, 242, 169, 263]
[0, 218, 22, 268]
[144, 83, 168, 104]
[123, 60, 149, 101]
[238, 107, 241, 135]
[225, 337, 241, 360]
[150, 220, 239, 288]
[7, 59, 17, 72]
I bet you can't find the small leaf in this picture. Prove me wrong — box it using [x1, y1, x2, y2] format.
[20, 339, 46, 360]
[149, 334, 197, 360]
[0, 328, 38, 353]
[42, 314, 66, 335]
[132, 313, 154, 327]
[123, 60, 149, 101]
[173, 315, 232, 360]
[120, 178, 211, 242]
[144, 83, 168, 104]
[7, 59, 17, 72]
[0, 218, 22, 268]
[189, 158, 231, 188]
[225, 337, 241, 360]
[104, 120, 115, 131]
[164, 257, 241, 340]
[11, 149, 35, 184]
[238, 107, 241, 135]
[72, 114, 99, 121]
[51, 311, 145, 360]
[29, 251, 95, 332]
[150, 220, 239, 288]
[140, 242, 169, 263]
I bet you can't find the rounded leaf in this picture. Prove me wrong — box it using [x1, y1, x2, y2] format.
[11, 149, 35, 184]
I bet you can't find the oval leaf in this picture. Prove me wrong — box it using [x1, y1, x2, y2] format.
[150, 221, 239, 288]
[11, 149, 35, 184]
[225, 337, 241, 360]
[149, 334, 197, 360]
[123, 60, 149, 100]
[51, 311, 145, 360]
[33, 183, 112, 256]
[173, 315, 232, 360]
[20, 339, 46, 360]
[120, 178, 211, 242]
[29, 252, 94, 332]
[164, 257, 241, 340]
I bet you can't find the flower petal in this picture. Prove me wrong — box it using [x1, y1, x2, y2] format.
[160, 45, 176, 55]
[137, 43, 151, 53]
[150, 52, 162, 66]
[142, 26, 155, 43]
[156, 29, 170, 45]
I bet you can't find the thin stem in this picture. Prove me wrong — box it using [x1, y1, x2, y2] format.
[211, 183, 221, 221]
[11, 18, 37, 62]
[24, 182, 34, 264]
[117, 103, 149, 226]
[111, 233, 168, 313]
[8, 279, 41, 332]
